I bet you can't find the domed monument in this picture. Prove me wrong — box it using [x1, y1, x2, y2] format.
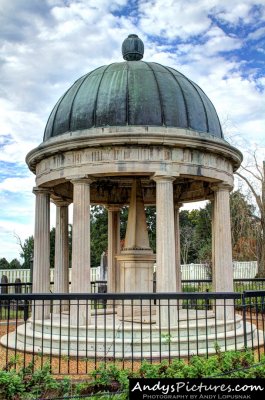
[4, 35, 260, 358]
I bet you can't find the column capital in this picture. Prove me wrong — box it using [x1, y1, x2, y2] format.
[174, 202, 183, 210]
[211, 182, 233, 192]
[207, 194, 215, 201]
[70, 177, 95, 185]
[68, 175, 95, 185]
[33, 186, 51, 196]
[152, 172, 178, 183]
[106, 204, 122, 212]
[51, 196, 72, 207]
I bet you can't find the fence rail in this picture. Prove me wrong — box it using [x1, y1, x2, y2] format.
[0, 281, 107, 295]
[0, 291, 264, 375]
[1, 278, 265, 295]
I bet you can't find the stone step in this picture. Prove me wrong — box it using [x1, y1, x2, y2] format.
[11, 321, 255, 355]
[2, 324, 259, 358]
[30, 315, 243, 339]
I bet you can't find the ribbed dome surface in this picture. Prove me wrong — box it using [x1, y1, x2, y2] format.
[43, 61, 223, 141]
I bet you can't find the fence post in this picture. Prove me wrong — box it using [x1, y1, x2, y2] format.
[30, 257, 34, 284]
[24, 301, 29, 322]
[242, 292, 248, 349]
[205, 288, 210, 310]
[15, 278, 22, 294]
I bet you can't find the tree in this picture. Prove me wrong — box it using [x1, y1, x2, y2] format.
[189, 204, 212, 264]
[120, 206, 128, 241]
[0, 257, 10, 269]
[9, 258, 22, 269]
[179, 210, 197, 264]
[145, 206, 156, 252]
[179, 191, 260, 265]
[0, 258, 21, 269]
[180, 224, 195, 264]
[236, 155, 265, 276]
[179, 205, 213, 264]
[50, 227, 55, 269]
[90, 206, 108, 267]
[17, 226, 72, 270]
[230, 190, 257, 261]
[17, 235, 34, 269]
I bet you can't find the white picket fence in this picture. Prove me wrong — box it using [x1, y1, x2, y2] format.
[0, 266, 101, 284]
[181, 264, 211, 280]
[181, 261, 258, 280]
[0, 262, 258, 284]
[232, 261, 258, 279]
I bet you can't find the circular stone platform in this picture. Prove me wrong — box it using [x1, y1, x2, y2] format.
[1, 311, 262, 359]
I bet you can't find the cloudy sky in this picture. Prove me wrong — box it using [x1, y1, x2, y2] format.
[0, 0, 264, 262]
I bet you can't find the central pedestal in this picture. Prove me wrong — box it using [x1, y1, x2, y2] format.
[116, 178, 156, 321]
[117, 250, 156, 321]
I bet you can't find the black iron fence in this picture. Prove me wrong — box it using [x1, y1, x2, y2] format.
[234, 279, 265, 291]
[181, 278, 265, 292]
[1, 278, 265, 295]
[0, 280, 108, 295]
[0, 281, 32, 294]
[0, 291, 264, 375]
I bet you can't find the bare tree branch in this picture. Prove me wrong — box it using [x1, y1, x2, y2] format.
[13, 232, 24, 251]
[253, 150, 264, 180]
[240, 164, 262, 182]
[235, 148, 265, 276]
[235, 171, 262, 217]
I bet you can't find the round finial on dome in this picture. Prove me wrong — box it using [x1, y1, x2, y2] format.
[122, 34, 144, 61]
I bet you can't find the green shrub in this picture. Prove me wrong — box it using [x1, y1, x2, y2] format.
[0, 370, 25, 400]
[1, 349, 265, 399]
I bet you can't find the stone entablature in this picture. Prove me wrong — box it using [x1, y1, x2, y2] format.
[26, 128, 242, 189]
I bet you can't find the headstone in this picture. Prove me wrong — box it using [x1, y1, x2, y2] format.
[100, 251, 108, 281]
[0, 275, 8, 312]
[0, 275, 8, 294]
[98, 252, 107, 307]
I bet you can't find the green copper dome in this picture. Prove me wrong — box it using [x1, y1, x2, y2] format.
[43, 36, 223, 141]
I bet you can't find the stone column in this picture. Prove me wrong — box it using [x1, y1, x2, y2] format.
[174, 203, 182, 292]
[211, 197, 215, 283]
[212, 183, 234, 319]
[53, 199, 70, 313]
[153, 174, 177, 326]
[71, 178, 93, 326]
[107, 206, 121, 293]
[33, 187, 50, 320]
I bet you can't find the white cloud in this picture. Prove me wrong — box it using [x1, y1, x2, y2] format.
[0, 188, 57, 261]
[138, 0, 265, 40]
[0, 177, 35, 192]
[212, 0, 265, 25]
[139, 0, 212, 40]
[248, 26, 265, 40]
[0, 190, 35, 261]
[203, 26, 242, 55]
